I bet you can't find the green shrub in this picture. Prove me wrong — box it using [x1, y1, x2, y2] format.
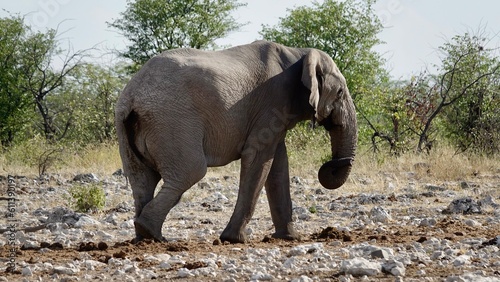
[68, 184, 106, 213]
[308, 206, 317, 214]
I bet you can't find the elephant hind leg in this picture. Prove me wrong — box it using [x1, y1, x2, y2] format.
[127, 165, 161, 242]
[134, 151, 208, 242]
[128, 167, 161, 218]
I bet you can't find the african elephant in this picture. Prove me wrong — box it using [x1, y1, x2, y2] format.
[115, 40, 357, 243]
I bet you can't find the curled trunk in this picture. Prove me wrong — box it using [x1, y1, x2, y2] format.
[318, 94, 357, 189]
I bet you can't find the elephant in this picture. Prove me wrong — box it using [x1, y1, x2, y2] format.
[115, 40, 357, 244]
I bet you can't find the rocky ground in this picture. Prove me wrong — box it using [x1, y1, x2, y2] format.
[0, 168, 499, 281]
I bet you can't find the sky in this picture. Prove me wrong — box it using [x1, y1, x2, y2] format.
[1, 0, 499, 79]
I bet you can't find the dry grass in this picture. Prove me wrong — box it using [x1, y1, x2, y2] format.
[1, 139, 498, 193]
[0, 141, 122, 178]
[62, 142, 123, 176]
[341, 146, 500, 195]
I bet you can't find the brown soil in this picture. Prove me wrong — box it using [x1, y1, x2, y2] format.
[2, 218, 499, 281]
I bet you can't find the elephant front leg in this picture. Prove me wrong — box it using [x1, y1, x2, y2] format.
[265, 142, 300, 241]
[220, 147, 275, 243]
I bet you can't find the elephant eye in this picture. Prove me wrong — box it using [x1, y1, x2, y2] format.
[337, 88, 343, 97]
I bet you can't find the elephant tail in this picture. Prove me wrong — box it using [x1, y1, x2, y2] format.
[117, 108, 155, 174]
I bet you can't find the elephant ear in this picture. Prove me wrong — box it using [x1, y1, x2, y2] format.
[301, 50, 324, 120]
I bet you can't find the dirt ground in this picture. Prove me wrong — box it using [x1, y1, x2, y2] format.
[2, 216, 499, 281]
[1, 168, 499, 281]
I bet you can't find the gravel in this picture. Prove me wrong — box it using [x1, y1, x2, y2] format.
[0, 172, 499, 281]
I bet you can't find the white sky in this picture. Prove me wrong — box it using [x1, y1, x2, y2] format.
[1, 0, 499, 79]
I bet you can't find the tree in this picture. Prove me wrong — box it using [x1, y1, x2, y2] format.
[0, 16, 34, 146]
[376, 30, 500, 154]
[260, 0, 387, 101]
[18, 27, 86, 142]
[68, 63, 127, 144]
[438, 31, 500, 154]
[1, 14, 86, 145]
[260, 0, 389, 148]
[108, 0, 246, 72]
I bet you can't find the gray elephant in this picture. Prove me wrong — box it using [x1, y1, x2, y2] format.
[115, 40, 357, 243]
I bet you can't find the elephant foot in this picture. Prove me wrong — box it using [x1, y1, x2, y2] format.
[271, 223, 301, 241]
[134, 218, 165, 242]
[132, 234, 144, 244]
[272, 229, 302, 241]
[220, 229, 247, 244]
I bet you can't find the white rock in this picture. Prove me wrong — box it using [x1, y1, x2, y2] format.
[370, 206, 392, 223]
[22, 240, 39, 249]
[159, 261, 171, 269]
[139, 269, 157, 279]
[382, 259, 406, 276]
[74, 215, 100, 228]
[177, 268, 195, 278]
[289, 243, 323, 256]
[328, 240, 343, 247]
[168, 255, 186, 265]
[96, 230, 113, 240]
[83, 231, 95, 238]
[108, 258, 124, 267]
[431, 250, 445, 260]
[419, 218, 437, 227]
[464, 219, 481, 227]
[84, 259, 106, 270]
[291, 275, 314, 282]
[340, 257, 381, 276]
[120, 219, 134, 229]
[144, 255, 160, 262]
[370, 249, 391, 259]
[21, 266, 33, 276]
[251, 271, 274, 281]
[445, 273, 500, 282]
[124, 264, 138, 273]
[350, 244, 394, 259]
[283, 257, 296, 269]
[453, 255, 471, 267]
[104, 213, 118, 225]
[113, 269, 125, 276]
[416, 269, 426, 276]
[193, 266, 217, 277]
[338, 275, 353, 282]
[53, 266, 79, 275]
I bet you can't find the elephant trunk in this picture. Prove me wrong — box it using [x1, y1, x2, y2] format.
[318, 95, 357, 189]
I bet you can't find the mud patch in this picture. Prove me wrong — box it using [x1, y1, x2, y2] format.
[311, 226, 353, 241]
[77, 241, 108, 251]
[185, 261, 208, 270]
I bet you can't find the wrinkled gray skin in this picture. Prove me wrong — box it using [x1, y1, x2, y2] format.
[115, 41, 357, 244]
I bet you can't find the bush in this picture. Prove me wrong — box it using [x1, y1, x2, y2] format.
[68, 184, 106, 213]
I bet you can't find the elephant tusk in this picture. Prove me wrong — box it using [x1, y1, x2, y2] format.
[328, 157, 354, 168]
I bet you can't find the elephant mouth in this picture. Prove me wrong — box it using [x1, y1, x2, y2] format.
[317, 114, 334, 131]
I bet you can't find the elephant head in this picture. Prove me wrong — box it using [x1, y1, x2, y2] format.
[302, 50, 358, 189]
